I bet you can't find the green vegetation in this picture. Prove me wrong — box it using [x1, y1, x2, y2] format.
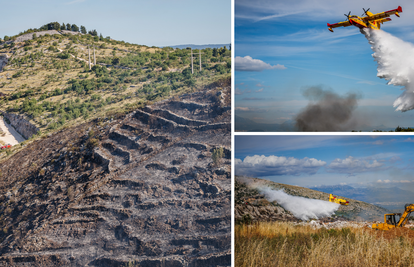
[352, 126, 414, 132]
[0, 22, 230, 138]
[212, 147, 224, 166]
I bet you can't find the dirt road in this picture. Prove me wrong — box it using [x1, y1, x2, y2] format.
[0, 116, 25, 145]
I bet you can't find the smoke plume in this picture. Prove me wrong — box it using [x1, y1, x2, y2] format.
[295, 86, 360, 131]
[258, 187, 340, 221]
[363, 29, 414, 112]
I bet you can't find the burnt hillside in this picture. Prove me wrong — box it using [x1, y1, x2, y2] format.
[0, 78, 231, 267]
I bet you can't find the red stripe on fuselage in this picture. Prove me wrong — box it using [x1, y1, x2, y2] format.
[350, 19, 365, 29]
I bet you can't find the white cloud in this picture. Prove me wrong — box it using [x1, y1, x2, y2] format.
[65, 0, 86, 5]
[372, 140, 384, 145]
[357, 80, 379, 85]
[235, 56, 286, 71]
[235, 107, 267, 113]
[376, 179, 412, 183]
[326, 156, 385, 175]
[235, 155, 326, 177]
[235, 107, 250, 111]
[235, 88, 244, 95]
[236, 0, 414, 29]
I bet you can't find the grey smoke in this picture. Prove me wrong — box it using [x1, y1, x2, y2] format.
[258, 187, 340, 220]
[295, 86, 360, 131]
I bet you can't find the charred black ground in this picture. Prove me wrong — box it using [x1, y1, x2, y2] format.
[0, 78, 230, 267]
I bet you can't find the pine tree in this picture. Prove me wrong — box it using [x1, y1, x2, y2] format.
[61, 23, 66, 30]
[213, 48, 218, 57]
[88, 29, 98, 36]
[81, 26, 87, 34]
[71, 24, 79, 32]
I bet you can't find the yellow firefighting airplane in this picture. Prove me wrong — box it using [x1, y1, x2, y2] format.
[329, 194, 349, 206]
[327, 6, 402, 32]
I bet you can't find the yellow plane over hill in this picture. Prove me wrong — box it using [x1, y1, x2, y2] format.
[329, 194, 349, 205]
[327, 6, 402, 32]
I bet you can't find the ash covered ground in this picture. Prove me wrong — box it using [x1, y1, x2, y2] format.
[0, 78, 231, 267]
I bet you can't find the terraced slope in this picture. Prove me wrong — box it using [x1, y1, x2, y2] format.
[0, 83, 230, 267]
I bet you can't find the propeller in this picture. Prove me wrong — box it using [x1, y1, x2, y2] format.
[362, 8, 370, 16]
[344, 11, 351, 21]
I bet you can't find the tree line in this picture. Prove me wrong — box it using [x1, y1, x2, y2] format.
[3, 22, 100, 43]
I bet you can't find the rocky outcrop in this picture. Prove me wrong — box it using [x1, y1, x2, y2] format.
[0, 54, 8, 72]
[0, 111, 38, 139]
[234, 180, 297, 223]
[13, 30, 81, 43]
[14, 30, 61, 43]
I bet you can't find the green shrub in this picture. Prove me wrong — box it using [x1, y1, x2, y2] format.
[212, 147, 224, 166]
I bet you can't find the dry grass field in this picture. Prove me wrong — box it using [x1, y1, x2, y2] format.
[235, 221, 414, 267]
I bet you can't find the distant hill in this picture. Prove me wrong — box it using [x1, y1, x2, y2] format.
[166, 44, 230, 50]
[235, 115, 295, 132]
[235, 115, 399, 132]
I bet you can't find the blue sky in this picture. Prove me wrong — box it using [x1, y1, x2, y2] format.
[235, 135, 414, 189]
[0, 0, 230, 47]
[235, 0, 414, 130]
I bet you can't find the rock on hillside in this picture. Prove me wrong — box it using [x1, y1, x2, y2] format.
[0, 82, 231, 267]
[234, 180, 298, 224]
[0, 54, 8, 72]
[235, 177, 388, 223]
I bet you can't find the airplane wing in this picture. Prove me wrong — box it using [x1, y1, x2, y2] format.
[327, 20, 352, 29]
[327, 20, 352, 31]
[377, 18, 392, 24]
[362, 6, 402, 21]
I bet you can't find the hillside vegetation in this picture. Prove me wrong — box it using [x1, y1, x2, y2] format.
[0, 22, 230, 145]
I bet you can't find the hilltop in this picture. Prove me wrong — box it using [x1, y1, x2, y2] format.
[235, 176, 388, 223]
[0, 22, 230, 153]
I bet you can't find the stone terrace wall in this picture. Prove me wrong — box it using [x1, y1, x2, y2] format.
[0, 111, 39, 139]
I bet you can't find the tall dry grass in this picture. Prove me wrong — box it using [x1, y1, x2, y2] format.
[235, 221, 414, 267]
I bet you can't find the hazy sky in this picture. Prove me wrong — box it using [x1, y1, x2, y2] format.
[235, 0, 414, 130]
[0, 0, 230, 47]
[235, 135, 414, 189]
